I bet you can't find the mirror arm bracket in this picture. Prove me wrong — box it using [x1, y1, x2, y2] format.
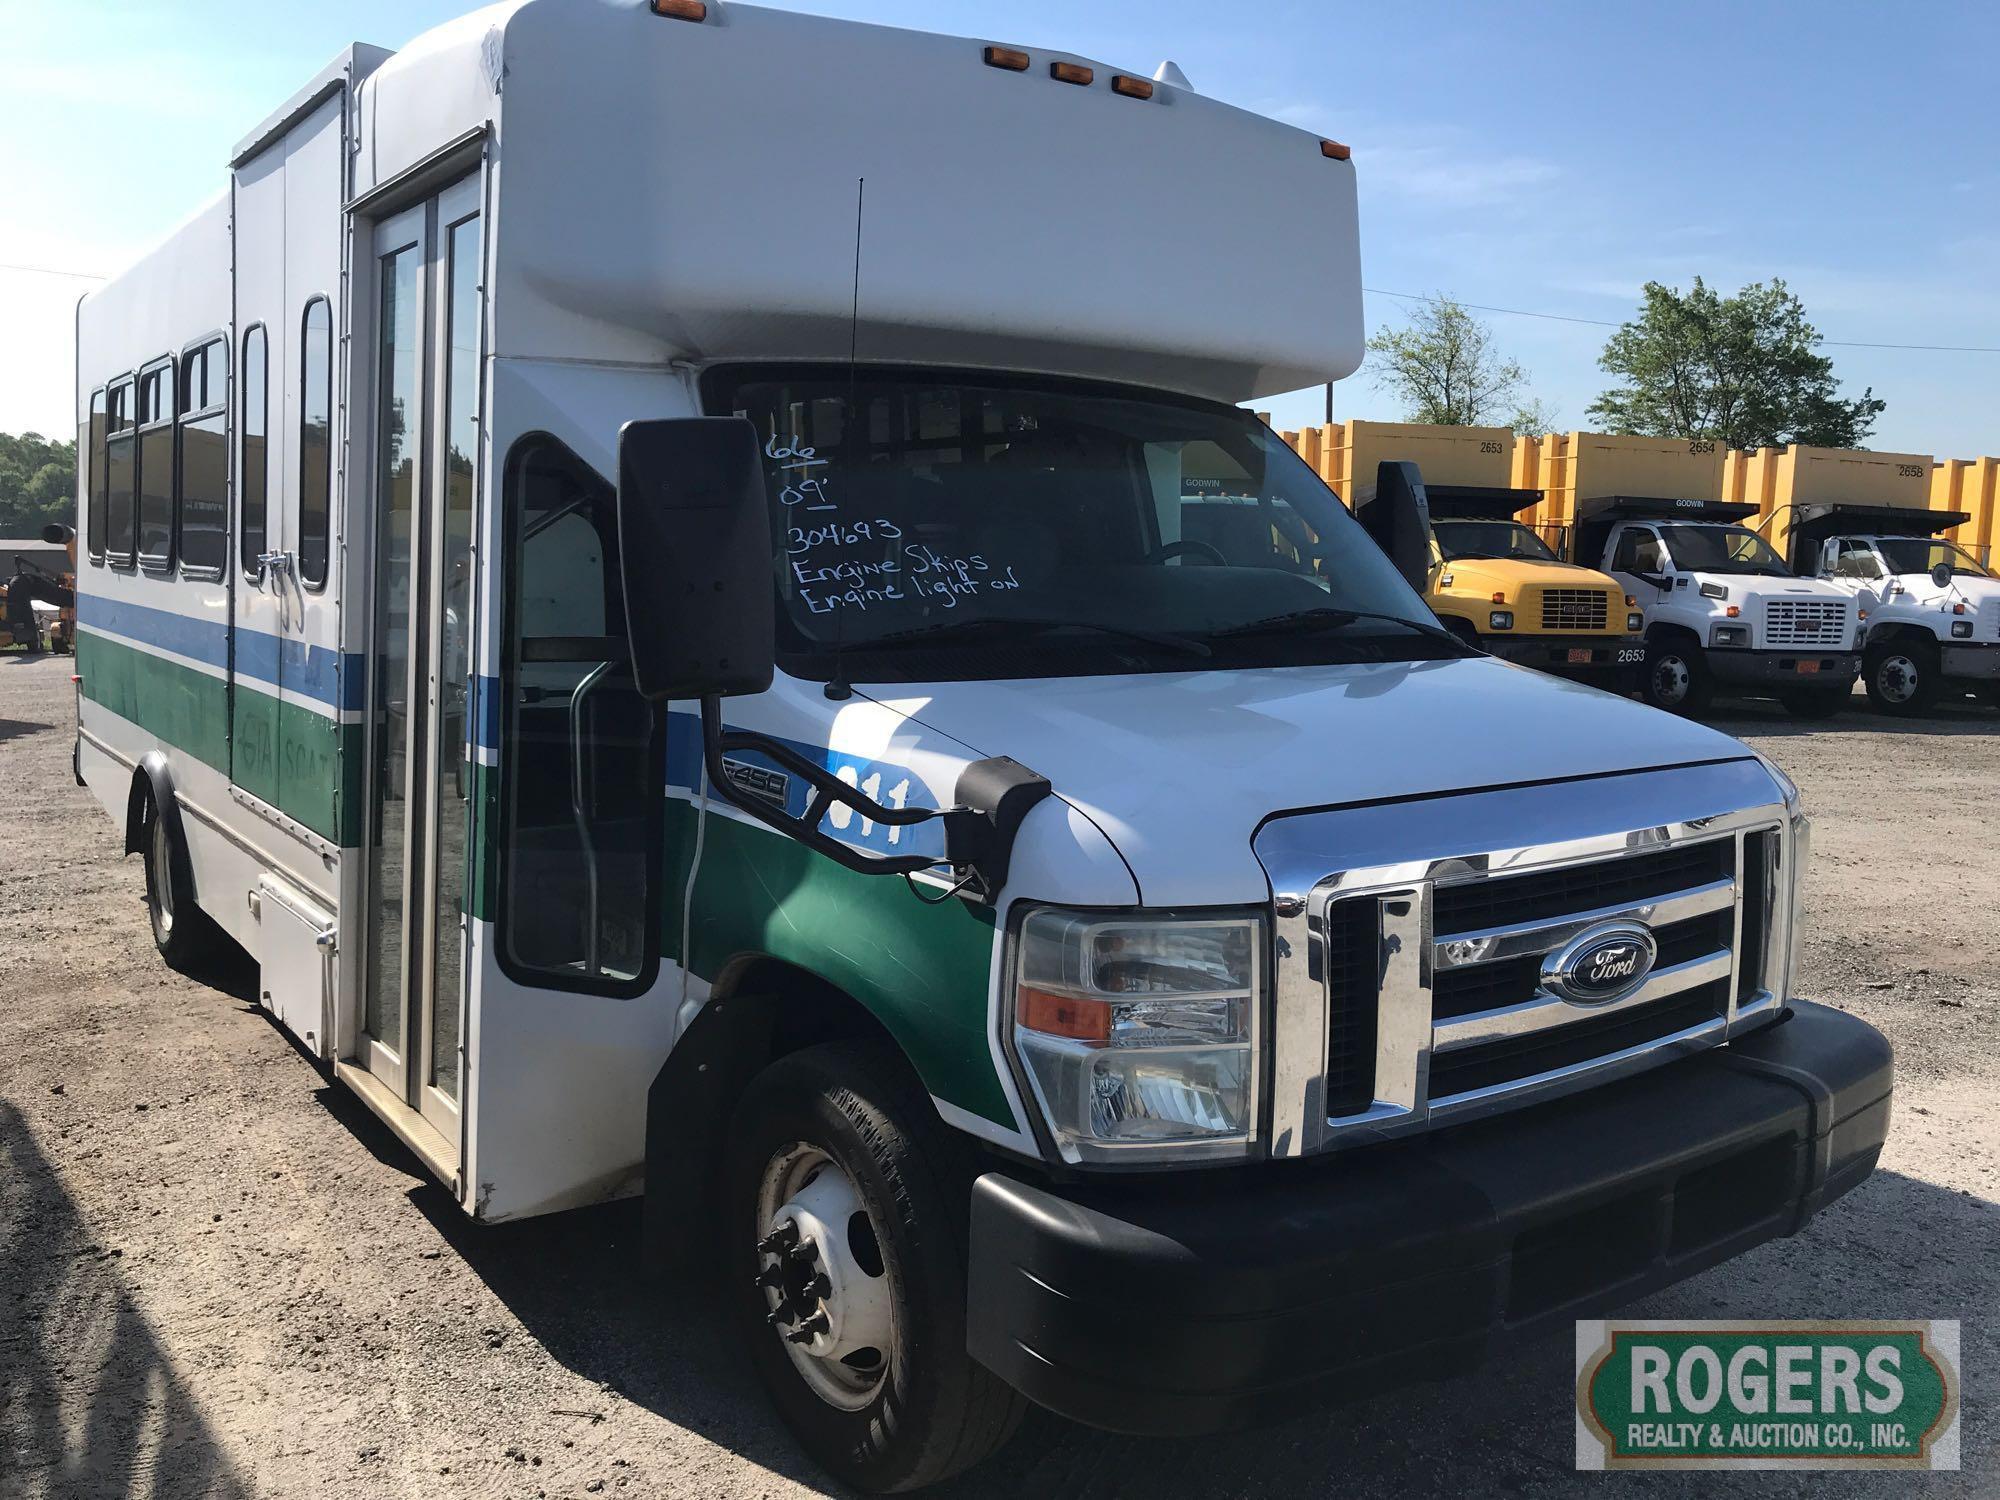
[696, 698, 1051, 898]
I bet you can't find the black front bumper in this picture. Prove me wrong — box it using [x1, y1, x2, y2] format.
[1708, 648, 1860, 687]
[966, 1001, 1890, 1437]
[1485, 633, 1642, 685]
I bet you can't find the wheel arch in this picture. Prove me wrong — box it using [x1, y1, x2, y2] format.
[1863, 622, 1939, 653]
[126, 752, 205, 911]
[642, 955, 941, 1271]
[1644, 620, 1702, 651]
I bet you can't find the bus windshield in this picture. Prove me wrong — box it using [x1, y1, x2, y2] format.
[1658, 524, 1791, 577]
[1874, 538, 1992, 579]
[709, 367, 1458, 681]
[1432, 519, 1558, 563]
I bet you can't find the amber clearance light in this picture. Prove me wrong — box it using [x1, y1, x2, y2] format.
[983, 44, 1031, 71]
[1110, 74, 1155, 100]
[649, 0, 707, 20]
[1050, 60, 1094, 86]
[1321, 139, 1352, 161]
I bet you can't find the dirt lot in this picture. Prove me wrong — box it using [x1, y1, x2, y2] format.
[2, 649, 1993, 1498]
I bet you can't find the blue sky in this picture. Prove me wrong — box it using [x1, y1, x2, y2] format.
[3, 0, 1995, 456]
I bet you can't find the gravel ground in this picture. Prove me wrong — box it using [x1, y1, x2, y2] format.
[1, 651, 1993, 1498]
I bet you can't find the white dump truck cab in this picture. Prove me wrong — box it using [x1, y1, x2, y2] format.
[1788, 504, 2000, 713]
[1576, 497, 1861, 717]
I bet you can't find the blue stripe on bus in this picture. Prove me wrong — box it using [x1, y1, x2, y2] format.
[77, 593, 364, 712]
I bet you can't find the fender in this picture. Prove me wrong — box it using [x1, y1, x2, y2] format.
[641, 992, 782, 1272]
[125, 752, 199, 902]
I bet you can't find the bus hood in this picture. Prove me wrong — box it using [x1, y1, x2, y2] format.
[864, 656, 1760, 906]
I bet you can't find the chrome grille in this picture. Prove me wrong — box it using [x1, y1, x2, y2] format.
[1257, 760, 1793, 1157]
[1762, 598, 1848, 648]
[1537, 587, 1611, 631]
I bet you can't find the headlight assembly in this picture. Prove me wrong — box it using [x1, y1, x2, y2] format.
[1010, 908, 1262, 1164]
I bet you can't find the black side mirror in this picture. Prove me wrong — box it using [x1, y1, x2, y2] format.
[42, 523, 75, 546]
[616, 417, 775, 701]
[1932, 561, 1955, 590]
[1359, 460, 1434, 597]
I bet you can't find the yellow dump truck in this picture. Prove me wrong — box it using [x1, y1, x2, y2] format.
[1327, 421, 1643, 686]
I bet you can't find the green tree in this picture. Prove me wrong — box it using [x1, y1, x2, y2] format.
[1588, 278, 1885, 450]
[0, 431, 78, 537]
[1365, 295, 1550, 431]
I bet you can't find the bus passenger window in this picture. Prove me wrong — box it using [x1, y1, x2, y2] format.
[84, 388, 107, 563]
[298, 298, 332, 588]
[105, 376, 137, 567]
[240, 326, 268, 573]
[136, 359, 176, 569]
[177, 337, 229, 575]
[497, 435, 657, 992]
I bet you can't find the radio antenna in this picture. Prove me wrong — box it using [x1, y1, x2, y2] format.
[825, 175, 866, 702]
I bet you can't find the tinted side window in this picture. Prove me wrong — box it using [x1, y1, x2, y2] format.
[178, 337, 229, 575]
[240, 326, 268, 573]
[137, 359, 176, 568]
[298, 298, 332, 588]
[85, 388, 106, 563]
[497, 435, 656, 993]
[105, 377, 137, 566]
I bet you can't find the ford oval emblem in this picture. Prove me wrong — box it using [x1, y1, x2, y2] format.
[1541, 921, 1658, 1006]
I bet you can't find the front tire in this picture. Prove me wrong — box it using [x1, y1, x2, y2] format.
[1643, 640, 1713, 715]
[721, 1041, 1025, 1492]
[1865, 641, 1941, 716]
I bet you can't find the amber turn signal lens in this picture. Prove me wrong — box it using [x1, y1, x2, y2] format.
[1321, 139, 1352, 160]
[1726, 605, 1741, 617]
[1110, 74, 1155, 99]
[649, 0, 707, 20]
[983, 44, 1031, 71]
[1018, 986, 1110, 1043]
[1050, 61, 1093, 86]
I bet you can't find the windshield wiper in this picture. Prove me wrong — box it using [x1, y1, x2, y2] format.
[1212, 606, 1473, 652]
[822, 615, 1211, 658]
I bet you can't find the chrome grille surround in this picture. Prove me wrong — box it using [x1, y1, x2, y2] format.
[1762, 598, 1848, 648]
[1259, 759, 1793, 1158]
[1535, 587, 1611, 631]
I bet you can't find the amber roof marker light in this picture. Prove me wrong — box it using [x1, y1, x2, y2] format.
[1050, 61, 1094, 86]
[1110, 74, 1155, 100]
[983, 45, 1031, 71]
[649, 0, 708, 20]
[1321, 139, 1352, 160]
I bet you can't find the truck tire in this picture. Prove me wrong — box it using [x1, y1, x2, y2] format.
[1864, 641, 1941, 716]
[1777, 686, 1850, 720]
[142, 792, 222, 969]
[1643, 641, 1713, 715]
[720, 1041, 1025, 1492]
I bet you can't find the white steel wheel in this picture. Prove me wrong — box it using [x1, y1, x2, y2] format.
[1873, 653, 1921, 705]
[753, 1143, 894, 1410]
[148, 811, 177, 943]
[1650, 653, 1691, 706]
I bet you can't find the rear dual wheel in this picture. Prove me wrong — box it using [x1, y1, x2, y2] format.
[722, 1041, 1025, 1492]
[141, 794, 221, 968]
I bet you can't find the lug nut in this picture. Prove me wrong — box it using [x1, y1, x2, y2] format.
[786, 1311, 830, 1344]
[754, 1264, 783, 1289]
[757, 1222, 799, 1255]
[806, 1275, 831, 1300]
[766, 1305, 792, 1326]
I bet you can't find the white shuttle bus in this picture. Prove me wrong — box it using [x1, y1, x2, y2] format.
[71, 1, 1892, 1488]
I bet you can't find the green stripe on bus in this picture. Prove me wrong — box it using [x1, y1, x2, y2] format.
[684, 812, 1009, 1127]
[76, 628, 361, 847]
